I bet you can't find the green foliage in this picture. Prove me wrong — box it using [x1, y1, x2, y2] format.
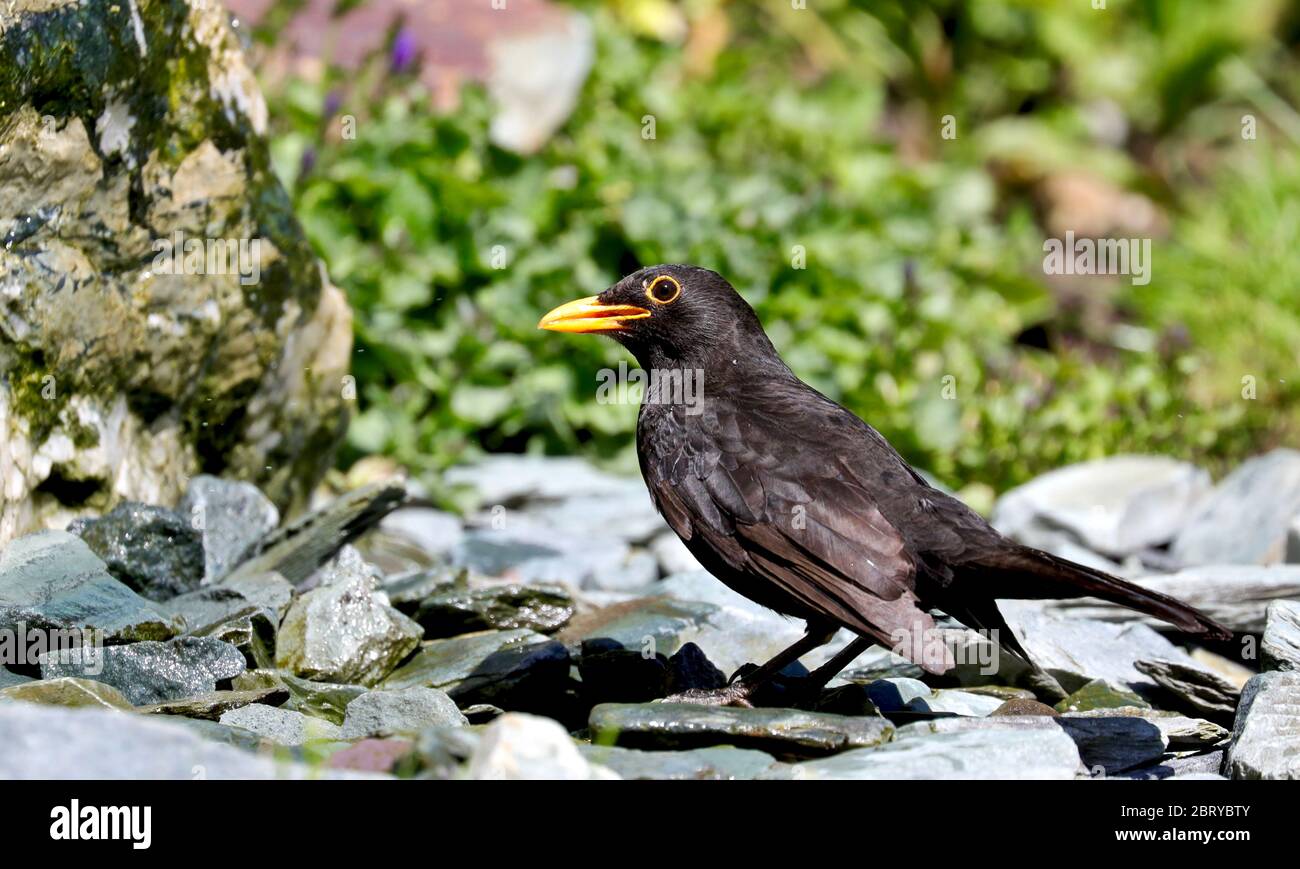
[263, 0, 1300, 496]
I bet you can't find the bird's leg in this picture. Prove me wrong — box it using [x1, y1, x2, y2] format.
[657, 624, 837, 707]
[804, 635, 875, 690]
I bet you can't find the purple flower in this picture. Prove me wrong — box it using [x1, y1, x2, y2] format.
[300, 147, 317, 176]
[390, 27, 417, 73]
[323, 89, 343, 118]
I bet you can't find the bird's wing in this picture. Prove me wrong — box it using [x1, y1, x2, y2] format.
[643, 393, 954, 673]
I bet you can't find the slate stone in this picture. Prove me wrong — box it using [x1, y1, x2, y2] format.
[340, 686, 468, 739]
[1063, 707, 1229, 749]
[137, 686, 289, 720]
[379, 507, 465, 559]
[40, 636, 246, 706]
[68, 502, 204, 601]
[1054, 678, 1150, 713]
[578, 643, 668, 704]
[589, 702, 893, 759]
[0, 676, 133, 709]
[191, 605, 277, 670]
[218, 703, 343, 746]
[1041, 565, 1300, 634]
[1262, 599, 1300, 671]
[0, 703, 360, 779]
[0, 531, 180, 642]
[1134, 658, 1240, 719]
[580, 744, 779, 780]
[177, 475, 280, 583]
[1172, 449, 1300, 566]
[665, 642, 727, 695]
[225, 481, 409, 586]
[233, 670, 369, 726]
[896, 715, 1164, 775]
[773, 726, 1083, 780]
[992, 455, 1210, 558]
[382, 566, 462, 611]
[275, 552, 423, 686]
[1225, 671, 1300, 779]
[0, 667, 33, 689]
[383, 628, 571, 711]
[415, 581, 574, 637]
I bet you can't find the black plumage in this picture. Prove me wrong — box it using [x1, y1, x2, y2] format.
[540, 264, 1230, 705]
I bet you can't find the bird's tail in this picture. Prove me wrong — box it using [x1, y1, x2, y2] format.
[966, 545, 1232, 641]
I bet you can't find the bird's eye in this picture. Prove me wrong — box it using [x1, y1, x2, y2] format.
[645, 275, 682, 305]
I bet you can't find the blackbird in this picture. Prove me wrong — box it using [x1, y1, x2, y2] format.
[540, 264, 1231, 705]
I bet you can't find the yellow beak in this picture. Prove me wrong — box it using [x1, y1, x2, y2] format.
[537, 295, 651, 334]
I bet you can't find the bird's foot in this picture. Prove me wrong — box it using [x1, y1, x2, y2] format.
[656, 682, 755, 708]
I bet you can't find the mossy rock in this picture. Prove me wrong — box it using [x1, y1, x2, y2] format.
[0, 0, 351, 544]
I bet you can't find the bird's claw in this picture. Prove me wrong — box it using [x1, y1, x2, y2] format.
[656, 683, 755, 708]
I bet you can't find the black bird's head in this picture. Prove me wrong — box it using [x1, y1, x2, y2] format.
[538, 264, 778, 370]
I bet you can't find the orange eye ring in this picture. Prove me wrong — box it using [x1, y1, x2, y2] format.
[645, 275, 682, 305]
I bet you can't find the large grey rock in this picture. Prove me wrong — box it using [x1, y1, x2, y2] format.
[177, 475, 280, 583]
[992, 456, 1209, 557]
[0, 703, 359, 779]
[0, 0, 352, 548]
[227, 482, 409, 587]
[580, 744, 779, 780]
[773, 726, 1083, 780]
[589, 703, 893, 759]
[383, 629, 570, 710]
[41, 636, 246, 706]
[1117, 750, 1226, 780]
[1172, 449, 1300, 566]
[1262, 600, 1300, 671]
[1063, 708, 1229, 749]
[340, 686, 468, 739]
[218, 703, 341, 746]
[453, 528, 657, 592]
[275, 551, 422, 686]
[1225, 671, 1300, 779]
[468, 713, 615, 780]
[1041, 565, 1300, 634]
[0, 531, 179, 641]
[68, 502, 204, 600]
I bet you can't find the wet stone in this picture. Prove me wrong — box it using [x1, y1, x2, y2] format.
[589, 702, 894, 759]
[275, 551, 423, 686]
[41, 636, 246, 706]
[69, 502, 204, 601]
[1054, 678, 1150, 714]
[415, 581, 574, 637]
[665, 642, 727, 695]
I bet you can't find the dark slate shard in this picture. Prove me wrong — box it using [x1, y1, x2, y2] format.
[225, 481, 410, 586]
[0, 531, 180, 642]
[578, 644, 668, 704]
[665, 641, 727, 695]
[68, 502, 204, 601]
[40, 636, 247, 706]
[1134, 658, 1240, 720]
[137, 686, 290, 720]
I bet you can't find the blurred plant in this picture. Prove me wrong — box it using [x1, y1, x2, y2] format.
[254, 0, 1300, 497]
